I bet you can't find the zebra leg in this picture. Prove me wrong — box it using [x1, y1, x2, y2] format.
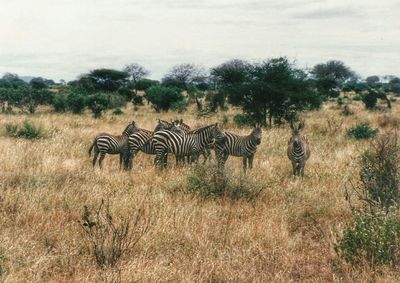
[300, 161, 306, 177]
[98, 153, 106, 169]
[242, 157, 248, 172]
[291, 161, 297, 176]
[248, 154, 254, 170]
[119, 154, 123, 170]
[92, 147, 99, 167]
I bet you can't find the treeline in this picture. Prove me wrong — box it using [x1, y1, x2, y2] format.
[0, 59, 399, 125]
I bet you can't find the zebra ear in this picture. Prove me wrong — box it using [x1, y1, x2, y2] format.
[131, 121, 136, 126]
[180, 119, 183, 123]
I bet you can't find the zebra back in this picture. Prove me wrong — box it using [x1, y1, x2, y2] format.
[216, 125, 262, 157]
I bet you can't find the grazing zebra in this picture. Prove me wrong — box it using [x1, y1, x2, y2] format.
[287, 121, 311, 177]
[126, 119, 180, 169]
[214, 124, 262, 171]
[89, 121, 138, 169]
[153, 123, 218, 169]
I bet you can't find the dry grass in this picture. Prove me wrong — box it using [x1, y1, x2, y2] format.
[0, 100, 399, 282]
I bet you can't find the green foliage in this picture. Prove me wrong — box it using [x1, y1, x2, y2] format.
[131, 94, 144, 106]
[86, 93, 110, 118]
[222, 115, 229, 125]
[171, 164, 261, 201]
[362, 92, 378, 109]
[336, 210, 400, 266]
[135, 79, 160, 91]
[162, 63, 206, 90]
[66, 91, 86, 114]
[233, 114, 257, 127]
[360, 133, 400, 209]
[117, 86, 133, 100]
[171, 99, 187, 113]
[5, 120, 45, 139]
[144, 85, 184, 112]
[347, 123, 378, 140]
[52, 94, 68, 112]
[108, 94, 127, 109]
[353, 94, 362, 101]
[217, 57, 322, 126]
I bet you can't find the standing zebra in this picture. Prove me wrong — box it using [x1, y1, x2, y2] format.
[88, 121, 138, 169]
[126, 119, 181, 169]
[153, 123, 218, 169]
[214, 124, 262, 171]
[287, 121, 311, 177]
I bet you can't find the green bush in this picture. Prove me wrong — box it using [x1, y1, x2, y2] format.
[132, 94, 144, 106]
[353, 95, 362, 101]
[52, 94, 68, 112]
[86, 93, 110, 118]
[336, 210, 400, 265]
[144, 85, 184, 112]
[233, 114, 256, 127]
[5, 120, 45, 139]
[170, 164, 262, 201]
[66, 91, 86, 114]
[108, 94, 128, 109]
[362, 92, 378, 109]
[171, 99, 187, 113]
[347, 123, 378, 140]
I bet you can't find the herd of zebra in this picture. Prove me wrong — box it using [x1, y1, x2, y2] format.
[88, 119, 311, 176]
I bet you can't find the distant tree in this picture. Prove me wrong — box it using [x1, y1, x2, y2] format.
[30, 77, 48, 90]
[0, 73, 27, 89]
[311, 60, 357, 97]
[66, 91, 86, 114]
[9, 86, 54, 113]
[211, 59, 251, 86]
[366, 75, 380, 84]
[79, 69, 130, 93]
[135, 79, 160, 91]
[389, 77, 400, 95]
[123, 63, 149, 88]
[144, 86, 184, 112]
[162, 63, 207, 90]
[221, 57, 322, 126]
[362, 92, 378, 109]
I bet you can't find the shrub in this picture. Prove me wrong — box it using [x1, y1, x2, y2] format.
[170, 164, 262, 201]
[233, 114, 256, 127]
[131, 94, 144, 106]
[79, 200, 150, 268]
[86, 93, 110, 118]
[108, 94, 128, 109]
[222, 115, 229, 125]
[347, 123, 378, 140]
[66, 91, 86, 114]
[362, 92, 377, 109]
[360, 133, 400, 209]
[144, 86, 184, 112]
[171, 99, 187, 113]
[353, 95, 362, 101]
[52, 94, 68, 113]
[5, 120, 45, 139]
[336, 210, 400, 266]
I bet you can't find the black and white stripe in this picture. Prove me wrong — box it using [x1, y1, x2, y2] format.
[88, 121, 138, 169]
[287, 121, 310, 177]
[153, 123, 218, 168]
[214, 125, 262, 171]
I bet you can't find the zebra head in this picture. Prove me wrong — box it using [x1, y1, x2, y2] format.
[122, 121, 138, 136]
[251, 124, 262, 145]
[154, 119, 173, 132]
[211, 123, 226, 144]
[290, 121, 305, 146]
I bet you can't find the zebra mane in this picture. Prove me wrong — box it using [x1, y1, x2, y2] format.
[190, 123, 216, 134]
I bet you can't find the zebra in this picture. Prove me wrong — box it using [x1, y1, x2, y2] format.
[88, 121, 138, 169]
[172, 119, 213, 163]
[127, 119, 184, 169]
[153, 123, 219, 169]
[214, 124, 262, 171]
[287, 121, 310, 177]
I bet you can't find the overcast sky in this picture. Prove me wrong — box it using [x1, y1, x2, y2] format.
[0, 0, 399, 82]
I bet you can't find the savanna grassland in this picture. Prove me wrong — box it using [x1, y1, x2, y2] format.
[1, 99, 400, 282]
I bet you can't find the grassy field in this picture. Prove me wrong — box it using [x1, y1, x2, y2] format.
[0, 99, 399, 282]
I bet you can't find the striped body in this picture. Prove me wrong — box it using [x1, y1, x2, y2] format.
[153, 124, 217, 168]
[287, 121, 311, 177]
[214, 125, 262, 171]
[89, 122, 138, 169]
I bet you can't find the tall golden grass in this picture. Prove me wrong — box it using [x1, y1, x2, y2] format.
[0, 99, 399, 282]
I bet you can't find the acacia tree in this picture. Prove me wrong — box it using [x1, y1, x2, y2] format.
[123, 63, 150, 89]
[217, 57, 322, 126]
[311, 60, 357, 97]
